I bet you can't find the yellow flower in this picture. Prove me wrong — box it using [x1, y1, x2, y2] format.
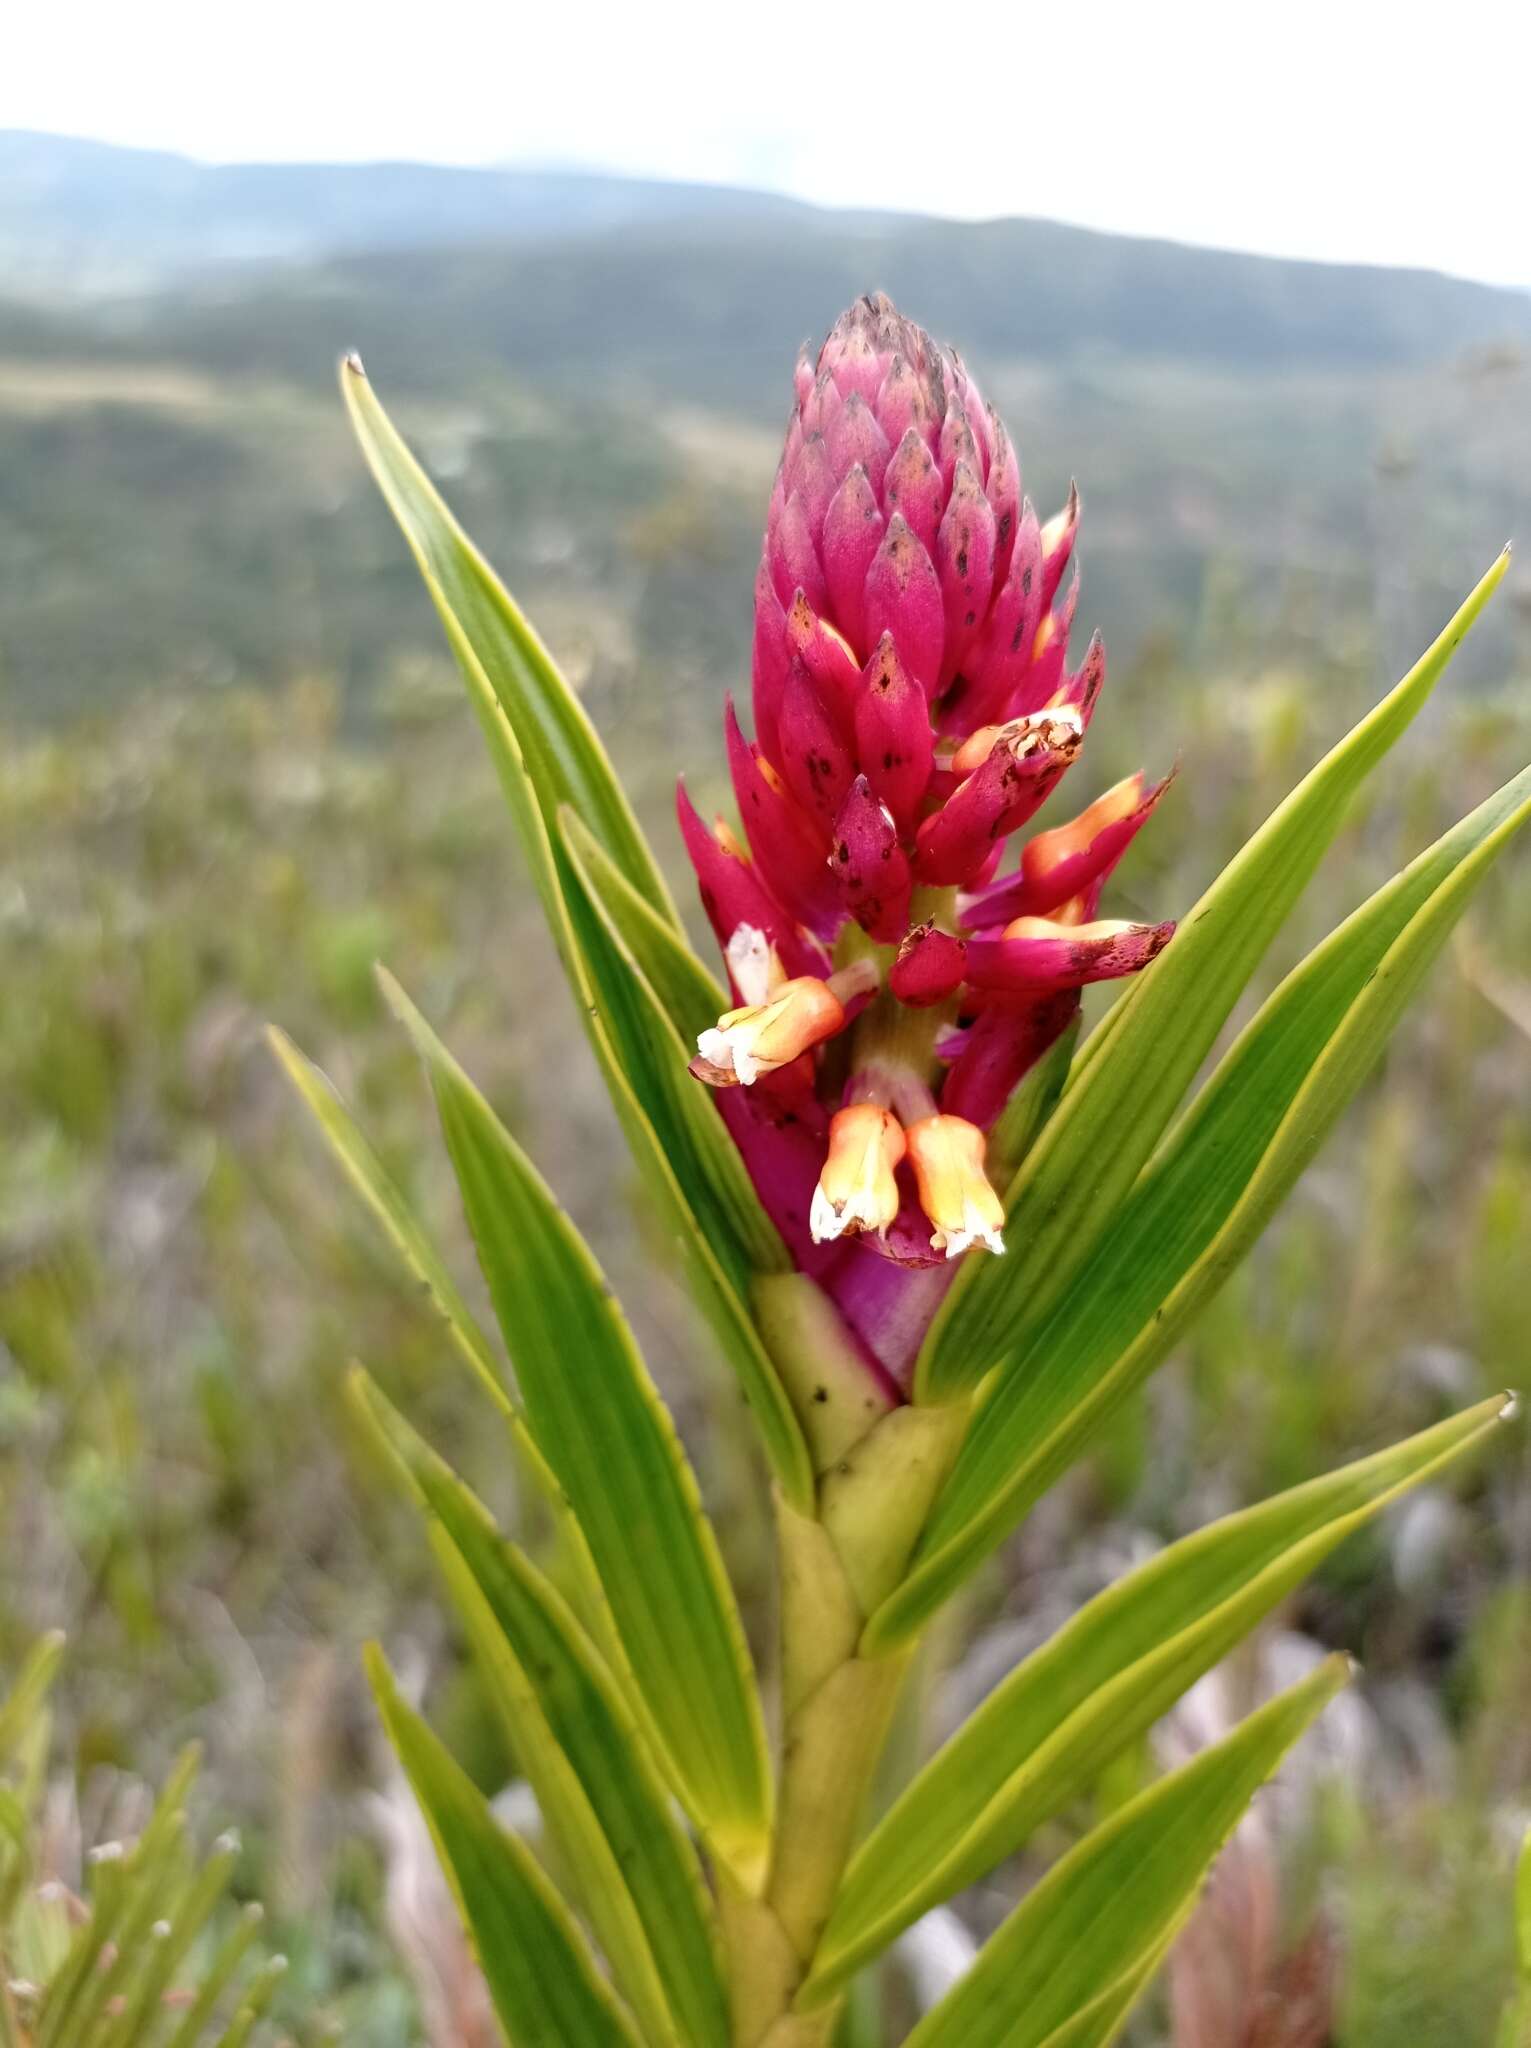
[810, 1105, 906, 1244]
[904, 1114, 1006, 1259]
[691, 977, 847, 1088]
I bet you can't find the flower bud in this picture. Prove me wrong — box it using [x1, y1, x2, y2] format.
[913, 710, 1084, 887]
[821, 464, 885, 652]
[961, 770, 1173, 926]
[964, 912, 1177, 994]
[935, 457, 999, 687]
[947, 501, 1044, 733]
[724, 698, 840, 936]
[777, 659, 856, 822]
[853, 633, 935, 835]
[889, 924, 967, 1007]
[1039, 482, 1080, 609]
[829, 776, 913, 942]
[675, 782, 826, 984]
[1010, 572, 1079, 716]
[786, 589, 861, 708]
[863, 513, 946, 697]
[751, 557, 791, 762]
[940, 993, 1081, 1130]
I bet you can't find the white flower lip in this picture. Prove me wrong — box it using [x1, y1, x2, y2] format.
[930, 1200, 1007, 1260]
[810, 1182, 848, 1244]
[697, 1022, 761, 1085]
[810, 1176, 891, 1245]
[726, 922, 779, 1006]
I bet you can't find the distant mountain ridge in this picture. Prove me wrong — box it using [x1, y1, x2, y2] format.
[4, 129, 1530, 385]
[1, 130, 1527, 722]
[0, 129, 816, 292]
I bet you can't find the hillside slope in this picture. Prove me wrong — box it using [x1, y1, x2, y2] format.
[1, 136, 1527, 721]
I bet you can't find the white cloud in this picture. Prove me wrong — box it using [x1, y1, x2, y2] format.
[5, 0, 1528, 287]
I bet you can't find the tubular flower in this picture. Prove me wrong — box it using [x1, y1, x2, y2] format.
[692, 975, 850, 1086]
[680, 293, 1178, 1382]
[904, 1115, 1007, 1260]
[810, 1104, 907, 1245]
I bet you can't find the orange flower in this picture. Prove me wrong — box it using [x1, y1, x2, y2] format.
[691, 977, 847, 1087]
[810, 1105, 907, 1244]
[904, 1114, 1006, 1259]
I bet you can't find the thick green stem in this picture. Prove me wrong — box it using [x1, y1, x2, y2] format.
[725, 1400, 972, 2045]
[769, 1618, 910, 1959]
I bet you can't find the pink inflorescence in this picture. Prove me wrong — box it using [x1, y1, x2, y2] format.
[679, 293, 1175, 1386]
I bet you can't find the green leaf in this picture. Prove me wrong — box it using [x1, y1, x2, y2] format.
[900, 1656, 1350, 2048]
[267, 1026, 521, 1421]
[95, 1830, 240, 2048]
[560, 808, 726, 1041]
[0, 1632, 64, 1765]
[339, 365, 812, 1502]
[352, 1369, 729, 2048]
[209, 1955, 288, 2048]
[554, 812, 788, 1282]
[1516, 1820, 1531, 1982]
[160, 1905, 265, 2048]
[37, 1748, 201, 2048]
[554, 815, 814, 1500]
[918, 552, 1509, 1402]
[376, 584, 812, 1508]
[270, 1025, 646, 1672]
[367, 1648, 644, 2048]
[986, 1011, 1079, 1189]
[341, 356, 679, 931]
[871, 749, 1531, 1647]
[807, 1396, 1505, 1999]
[380, 969, 774, 1884]
[1029, 1943, 1173, 2048]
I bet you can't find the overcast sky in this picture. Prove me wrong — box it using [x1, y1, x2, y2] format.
[6, 0, 1529, 290]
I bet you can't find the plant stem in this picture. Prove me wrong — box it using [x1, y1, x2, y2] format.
[726, 1400, 970, 2045]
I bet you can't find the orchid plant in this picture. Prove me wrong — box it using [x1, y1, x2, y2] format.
[273, 296, 1525, 2047]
